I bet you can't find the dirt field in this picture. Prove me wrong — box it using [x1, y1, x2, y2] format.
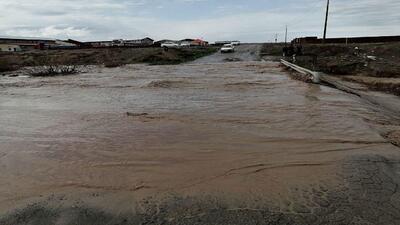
[0, 47, 217, 72]
[1, 45, 400, 225]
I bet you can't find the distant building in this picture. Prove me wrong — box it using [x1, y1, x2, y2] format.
[64, 39, 91, 48]
[180, 39, 194, 46]
[87, 37, 154, 48]
[292, 35, 400, 45]
[112, 39, 125, 47]
[86, 40, 113, 47]
[154, 38, 209, 47]
[291, 37, 319, 44]
[55, 40, 77, 47]
[180, 39, 208, 46]
[123, 37, 154, 47]
[154, 39, 180, 47]
[214, 41, 233, 46]
[192, 39, 208, 46]
[0, 37, 57, 50]
[0, 44, 22, 52]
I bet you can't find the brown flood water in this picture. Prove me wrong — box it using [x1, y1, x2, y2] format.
[0, 58, 399, 218]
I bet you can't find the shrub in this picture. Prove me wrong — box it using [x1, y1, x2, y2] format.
[28, 54, 82, 77]
[28, 65, 80, 77]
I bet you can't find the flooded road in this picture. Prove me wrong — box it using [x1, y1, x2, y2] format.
[1, 46, 400, 224]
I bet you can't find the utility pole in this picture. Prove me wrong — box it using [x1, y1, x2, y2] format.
[275, 33, 278, 43]
[285, 25, 288, 46]
[323, 0, 330, 43]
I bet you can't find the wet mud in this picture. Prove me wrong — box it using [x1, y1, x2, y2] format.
[1, 45, 400, 224]
[2, 154, 400, 225]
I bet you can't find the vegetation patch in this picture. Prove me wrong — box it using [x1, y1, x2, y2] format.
[28, 65, 81, 77]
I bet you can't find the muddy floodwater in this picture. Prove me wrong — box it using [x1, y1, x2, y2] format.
[1, 46, 400, 224]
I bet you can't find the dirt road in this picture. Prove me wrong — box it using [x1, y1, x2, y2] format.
[192, 44, 262, 63]
[1, 45, 400, 224]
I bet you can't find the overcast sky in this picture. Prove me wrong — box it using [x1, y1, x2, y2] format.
[0, 0, 399, 42]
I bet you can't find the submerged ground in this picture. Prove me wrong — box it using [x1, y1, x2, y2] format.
[1, 45, 400, 225]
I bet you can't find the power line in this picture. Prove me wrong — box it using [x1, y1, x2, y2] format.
[278, 0, 326, 41]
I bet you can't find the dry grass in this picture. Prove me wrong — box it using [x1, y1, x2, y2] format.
[293, 42, 400, 78]
[0, 57, 18, 73]
[0, 47, 218, 71]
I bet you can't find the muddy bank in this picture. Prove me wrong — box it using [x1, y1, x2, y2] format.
[342, 76, 400, 96]
[0, 47, 217, 73]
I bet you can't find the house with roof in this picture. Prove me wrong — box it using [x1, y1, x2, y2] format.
[0, 36, 57, 50]
[123, 37, 154, 47]
[0, 44, 22, 52]
[86, 37, 154, 48]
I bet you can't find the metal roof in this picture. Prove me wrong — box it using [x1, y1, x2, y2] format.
[0, 36, 56, 41]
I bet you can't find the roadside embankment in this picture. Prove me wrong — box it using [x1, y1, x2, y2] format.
[262, 42, 400, 95]
[281, 59, 400, 116]
[281, 59, 400, 159]
[0, 47, 217, 74]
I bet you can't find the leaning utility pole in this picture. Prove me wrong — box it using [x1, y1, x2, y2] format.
[323, 0, 330, 43]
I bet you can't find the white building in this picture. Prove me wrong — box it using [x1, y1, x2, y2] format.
[0, 36, 56, 50]
[0, 44, 22, 52]
[55, 40, 77, 47]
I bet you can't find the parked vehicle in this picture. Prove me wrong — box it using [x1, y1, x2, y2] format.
[161, 42, 179, 48]
[112, 39, 124, 47]
[231, 41, 241, 46]
[220, 44, 235, 53]
[179, 42, 191, 47]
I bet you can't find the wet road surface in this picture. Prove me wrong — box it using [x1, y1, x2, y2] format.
[1, 45, 400, 224]
[192, 44, 262, 63]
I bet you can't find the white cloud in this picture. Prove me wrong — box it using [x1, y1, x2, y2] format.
[4, 26, 91, 39]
